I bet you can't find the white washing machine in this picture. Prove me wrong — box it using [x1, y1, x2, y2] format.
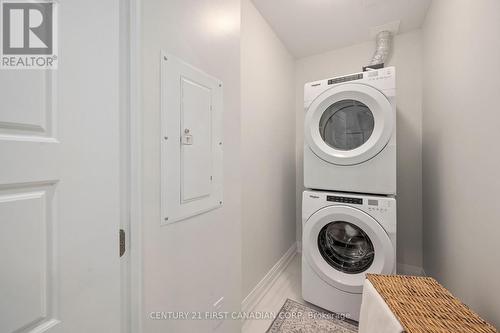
[304, 67, 396, 195]
[302, 190, 396, 321]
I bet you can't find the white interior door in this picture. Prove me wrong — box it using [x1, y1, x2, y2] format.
[0, 1, 122, 332]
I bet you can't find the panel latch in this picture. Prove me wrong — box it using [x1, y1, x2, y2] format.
[181, 128, 193, 145]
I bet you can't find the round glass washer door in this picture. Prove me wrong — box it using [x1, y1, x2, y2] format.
[317, 221, 375, 274]
[304, 83, 393, 166]
[303, 205, 394, 293]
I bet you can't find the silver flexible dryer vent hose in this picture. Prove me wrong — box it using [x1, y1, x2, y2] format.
[368, 30, 393, 66]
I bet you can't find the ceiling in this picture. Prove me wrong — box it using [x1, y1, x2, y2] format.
[251, 0, 432, 58]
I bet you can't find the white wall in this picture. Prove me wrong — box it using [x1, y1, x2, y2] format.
[422, 0, 500, 327]
[141, 1, 241, 332]
[241, 0, 296, 299]
[295, 30, 424, 272]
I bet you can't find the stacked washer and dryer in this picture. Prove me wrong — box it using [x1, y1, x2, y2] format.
[301, 67, 397, 321]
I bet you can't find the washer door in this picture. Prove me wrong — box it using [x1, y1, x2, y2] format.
[304, 83, 393, 166]
[303, 205, 394, 294]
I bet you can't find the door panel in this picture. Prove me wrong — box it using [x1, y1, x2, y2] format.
[181, 77, 212, 202]
[0, 184, 57, 333]
[0, 0, 122, 332]
[0, 71, 55, 140]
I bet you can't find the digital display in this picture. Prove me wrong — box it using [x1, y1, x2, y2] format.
[327, 195, 363, 205]
[368, 199, 378, 206]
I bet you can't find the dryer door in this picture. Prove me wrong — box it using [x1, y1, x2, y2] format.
[304, 83, 393, 166]
[303, 205, 394, 293]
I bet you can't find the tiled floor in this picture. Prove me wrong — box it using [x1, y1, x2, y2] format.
[242, 254, 305, 333]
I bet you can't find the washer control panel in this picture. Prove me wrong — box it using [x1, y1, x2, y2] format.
[367, 199, 391, 213]
[327, 195, 363, 205]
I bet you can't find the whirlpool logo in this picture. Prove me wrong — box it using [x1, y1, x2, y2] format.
[1, 0, 58, 69]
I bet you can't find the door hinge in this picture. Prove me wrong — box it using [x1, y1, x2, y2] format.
[119, 229, 126, 257]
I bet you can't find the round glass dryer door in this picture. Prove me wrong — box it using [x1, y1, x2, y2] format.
[319, 100, 374, 151]
[304, 83, 393, 166]
[303, 205, 394, 293]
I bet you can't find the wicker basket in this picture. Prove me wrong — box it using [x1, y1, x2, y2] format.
[366, 274, 498, 333]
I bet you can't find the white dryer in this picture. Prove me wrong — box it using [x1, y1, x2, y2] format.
[304, 67, 396, 195]
[302, 190, 396, 321]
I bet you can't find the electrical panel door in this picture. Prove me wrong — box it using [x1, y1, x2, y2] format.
[161, 52, 223, 225]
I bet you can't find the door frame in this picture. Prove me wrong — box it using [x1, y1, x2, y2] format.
[129, 0, 143, 331]
[121, 0, 142, 332]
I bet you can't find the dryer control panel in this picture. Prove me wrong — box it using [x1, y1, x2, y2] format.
[303, 66, 395, 109]
[327, 73, 363, 85]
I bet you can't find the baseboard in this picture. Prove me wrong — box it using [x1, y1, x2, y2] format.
[241, 242, 298, 314]
[397, 263, 426, 276]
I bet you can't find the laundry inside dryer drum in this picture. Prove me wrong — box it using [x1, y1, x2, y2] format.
[319, 99, 374, 151]
[317, 221, 374, 274]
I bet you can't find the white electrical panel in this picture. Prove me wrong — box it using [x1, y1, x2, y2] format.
[161, 51, 223, 225]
